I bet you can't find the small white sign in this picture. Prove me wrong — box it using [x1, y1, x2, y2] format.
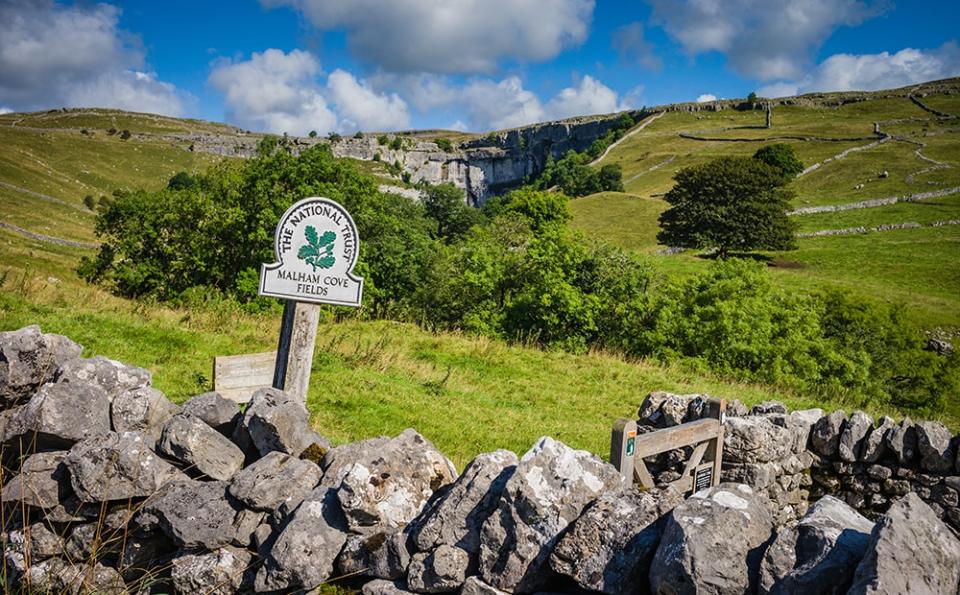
[259, 197, 363, 306]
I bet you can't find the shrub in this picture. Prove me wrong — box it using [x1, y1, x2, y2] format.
[434, 138, 454, 152]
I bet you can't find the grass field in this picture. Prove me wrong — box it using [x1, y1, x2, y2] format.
[578, 87, 960, 331]
[1, 87, 959, 462]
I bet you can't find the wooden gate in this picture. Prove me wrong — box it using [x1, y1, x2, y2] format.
[610, 398, 726, 494]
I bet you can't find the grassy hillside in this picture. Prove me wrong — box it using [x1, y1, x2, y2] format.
[582, 82, 960, 329]
[2, 86, 959, 462]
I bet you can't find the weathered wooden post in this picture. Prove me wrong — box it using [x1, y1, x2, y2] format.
[259, 197, 364, 404]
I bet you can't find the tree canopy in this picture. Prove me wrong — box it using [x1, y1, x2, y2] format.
[657, 156, 797, 257]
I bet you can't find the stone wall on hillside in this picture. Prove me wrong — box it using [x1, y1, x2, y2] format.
[2, 324, 959, 594]
[637, 391, 960, 531]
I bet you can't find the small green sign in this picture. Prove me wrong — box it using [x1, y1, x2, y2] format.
[297, 225, 336, 272]
[626, 436, 635, 457]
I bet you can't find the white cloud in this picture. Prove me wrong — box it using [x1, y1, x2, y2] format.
[368, 73, 460, 112]
[758, 43, 960, 97]
[209, 50, 411, 135]
[649, 0, 885, 80]
[262, 0, 595, 74]
[448, 120, 469, 132]
[0, 107, 13, 115]
[460, 76, 546, 130]
[612, 22, 662, 71]
[326, 69, 410, 132]
[209, 49, 336, 135]
[0, 0, 187, 115]
[696, 93, 718, 103]
[546, 76, 627, 119]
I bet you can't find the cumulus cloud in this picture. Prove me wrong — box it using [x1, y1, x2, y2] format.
[327, 69, 410, 132]
[208, 49, 411, 135]
[367, 72, 460, 112]
[460, 76, 546, 130]
[612, 22, 662, 71]
[696, 93, 718, 102]
[262, 0, 594, 73]
[649, 0, 886, 80]
[0, 0, 187, 115]
[758, 43, 960, 97]
[208, 49, 335, 135]
[0, 107, 13, 115]
[546, 76, 628, 119]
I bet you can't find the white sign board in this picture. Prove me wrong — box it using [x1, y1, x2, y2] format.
[259, 197, 363, 306]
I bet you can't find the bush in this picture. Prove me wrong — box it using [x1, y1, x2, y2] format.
[327, 132, 342, 143]
[377, 134, 389, 146]
[389, 137, 404, 151]
[354, 131, 364, 139]
[435, 138, 454, 152]
[167, 171, 198, 190]
[308, 130, 318, 138]
[422, 183, 480, 242]
[83, 194, 96, 210]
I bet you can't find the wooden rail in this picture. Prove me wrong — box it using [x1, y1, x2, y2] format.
[611, 398, 726, 494]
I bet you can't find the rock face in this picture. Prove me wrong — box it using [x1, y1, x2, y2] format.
[650, 484, 775, 595]
[0, 325, 81, 407]
[478, 436, 624, 593]
[849, 492, 960, 594]
[239, 387, 323, 457]
[181, 391, 240, 436]
[111, 386, 180, 442]
[1, 451, 70, 508]
[256, 487, 349, 592]
[158, 412, 245, 480]
[55, 354, 151, 400]
[65, 431, 186, 501]
[768, 496, 874, 594]
[14, 381, 110, 447]
[228, 450, 322, 512]
[811, 410, 847, 458]
[331, 429, 458, 533]
[550, 486, 683, 594]
[171, 546, 252, 595]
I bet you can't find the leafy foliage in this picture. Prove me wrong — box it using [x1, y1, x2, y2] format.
[753, 143, 805, 179]
[657, 156, 797, 257]
[434, 138, 454, 152]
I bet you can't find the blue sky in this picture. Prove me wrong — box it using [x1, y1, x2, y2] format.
[1, 0, 958, 134]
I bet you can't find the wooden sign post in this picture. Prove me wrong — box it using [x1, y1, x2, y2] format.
[259, 197, 364, 404]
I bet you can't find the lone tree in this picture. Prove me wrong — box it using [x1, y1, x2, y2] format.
[753, 143, 804, 180]
[657, 156, 797, 258]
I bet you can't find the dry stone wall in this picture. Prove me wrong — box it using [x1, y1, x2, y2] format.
[2, 325, 959, 594]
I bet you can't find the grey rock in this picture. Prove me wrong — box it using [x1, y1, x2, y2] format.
[914, 420, 955, 473]
[0, 325, 82, 407]
[478, 436, 624, 593]
[839, 411, 873, 462]
[649, 483, 775, 595]
[759, 526, 797, 594]
[638, 391, 705, 427]
[181, 391, 240, 436]
[13, 381, 110, 448]
[459, 576, 509, 595]
[849, 492, 960, 594]
[56, 354, 151, 401]
[752, 401, 788, 415]
[721, 461, 781, 490]
[334, 429, 458, 533]
[550, 486, 683, 594]
[338, 530, 412, 580]
[724, 416, 794, 464]
[638, 390, 672, 423]
[65, 521, 123, 561]
[860, 416, 895, 463]
[1, 451, 70, 508]
[781, 408, 824, 453]
[158, 412, 245, 480]
[811, 410, 847, 458]
[408, 545, 471, 593]
[65, 431, 187, 501]
[120, 529, 176, 582]
[410, 449, 518, 554]
[23, 557, 126, 595]
[774, 495, 874, 594]
[726, 399, 749, 417]
[885, 418, 918, 465]
[111, 386, 179, 442]
[255, 487, 348, 592]
[363, 579, 416, 595]
[171, 546, 253, 595]
[229, 450, 321, 512]
[140, 480, 246, 549]
[21, 523, 63, 561]
[239, 387, 320, 457]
